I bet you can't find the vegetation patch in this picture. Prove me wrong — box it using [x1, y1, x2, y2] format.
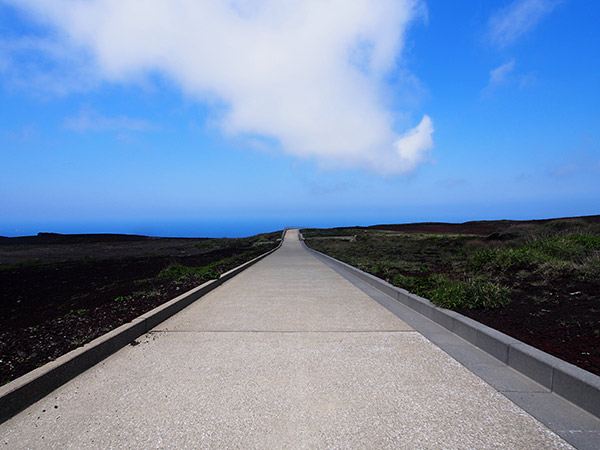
[158, 263, 219, 282]
[393, 273, 510, 310]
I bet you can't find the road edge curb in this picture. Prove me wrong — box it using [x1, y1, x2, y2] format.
[0, 232, 285, 424]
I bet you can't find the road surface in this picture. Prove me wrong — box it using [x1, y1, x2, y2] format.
[0, 229, 572, 448]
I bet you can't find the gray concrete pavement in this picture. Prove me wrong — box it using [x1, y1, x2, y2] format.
[0, 230, 573, 448]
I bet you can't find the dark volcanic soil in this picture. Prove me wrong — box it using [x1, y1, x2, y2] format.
[458, 275, 600, 375]
[0, 232, 280, 385]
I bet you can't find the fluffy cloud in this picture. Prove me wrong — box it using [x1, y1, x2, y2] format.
[3, 0, 431, 175]
[391, 114, 433, 174]
[487, 0, 561, 48]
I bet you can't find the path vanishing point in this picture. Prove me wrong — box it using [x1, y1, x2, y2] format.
[1, 229, 598, 448]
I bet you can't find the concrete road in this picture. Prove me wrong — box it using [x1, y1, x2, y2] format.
[0, 229, 572, 448]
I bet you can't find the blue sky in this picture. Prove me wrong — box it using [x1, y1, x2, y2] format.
[1, 0, 599, 237]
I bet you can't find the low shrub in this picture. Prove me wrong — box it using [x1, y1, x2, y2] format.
[393, 273, 510, 310]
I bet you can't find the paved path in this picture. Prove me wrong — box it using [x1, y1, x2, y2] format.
[1, 230, 572, 448]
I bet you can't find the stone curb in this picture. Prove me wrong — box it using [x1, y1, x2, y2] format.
[0, 235, 284, 424]
[301, 238, 600, 419]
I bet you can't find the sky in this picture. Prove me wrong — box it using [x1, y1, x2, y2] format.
[1, 0, 599, 237]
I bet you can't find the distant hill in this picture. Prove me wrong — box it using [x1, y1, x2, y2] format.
[367, 215, 600, 235]
[0, 232, 155, 246]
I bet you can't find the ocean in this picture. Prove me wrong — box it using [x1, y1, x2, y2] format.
[0, 217, 359, 238]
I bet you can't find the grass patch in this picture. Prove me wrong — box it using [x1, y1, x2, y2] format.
[157, 248, 267, 283]
[392, 273, 510, 309]
[158, 264, 219, 282]
[432, 276, 510, 310]
[303, 222, 599, 312]
[467, 235, 600, 279]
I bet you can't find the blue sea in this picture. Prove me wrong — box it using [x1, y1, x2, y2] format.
[0, 217, 368, 238]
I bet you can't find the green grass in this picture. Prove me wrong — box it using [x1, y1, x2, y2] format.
[303, 222, 600, 311]
[468, 235, 600, 279]
[158, 263, 219, 282]
[157, 246, 271, 283]
[391, 273, 510, 310]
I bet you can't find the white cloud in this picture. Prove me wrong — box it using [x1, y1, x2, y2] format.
[488, 0, 561, 48]
[482, 59, 516, 94]
[3, 0, 432, 175]
[391, 114, 434, 174]
[0, 33, 98, 95]
[63, 109, 159, 132]
[482, 59, 538, 96]
[490, 59, 516, 85]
